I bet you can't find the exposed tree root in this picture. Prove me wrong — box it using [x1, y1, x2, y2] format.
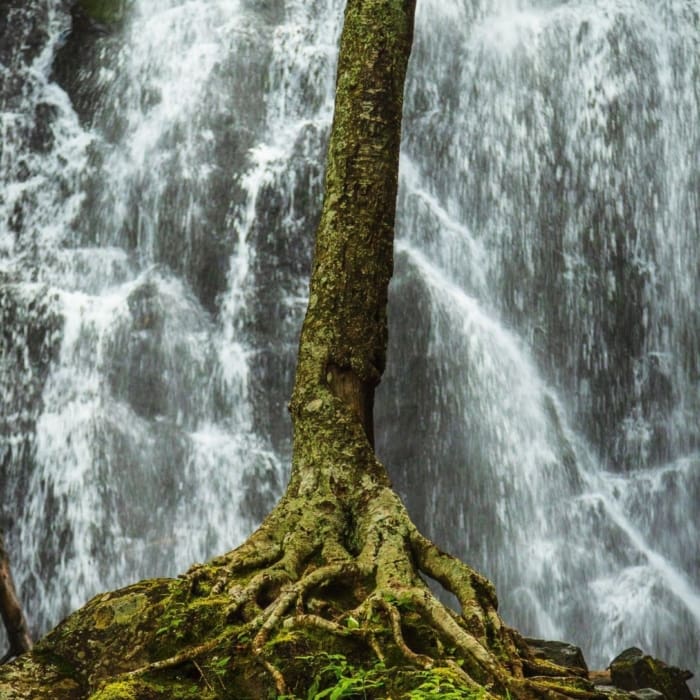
[0, 471, 603, 700]
[262, 656, 289, 697]
[103, 484, 566, 699]
[369, 593, 434, 670]
[124, 637, 224, 678]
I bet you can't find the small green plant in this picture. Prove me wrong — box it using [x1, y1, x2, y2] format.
[155, 616, 184, 636]
[298, 652, 385, 699]
[278, 653, 489, 700]
[405, 671, 486, 699]
[209, 654, 231, 677]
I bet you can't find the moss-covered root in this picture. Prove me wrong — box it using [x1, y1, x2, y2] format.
[227, 493, 604, 699]
[0, 501, 611, 700]
[168, 490, 573, 699]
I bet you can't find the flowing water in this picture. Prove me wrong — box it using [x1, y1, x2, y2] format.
[1, 0, 698, 685]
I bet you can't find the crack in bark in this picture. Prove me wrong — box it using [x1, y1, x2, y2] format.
[326, 362, 375, 445]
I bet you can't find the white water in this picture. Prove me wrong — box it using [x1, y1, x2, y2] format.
[388, 0, 700, 677]
[1, 0, 698, 685]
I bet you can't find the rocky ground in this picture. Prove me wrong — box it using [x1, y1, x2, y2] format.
[523, 639, 696, 700]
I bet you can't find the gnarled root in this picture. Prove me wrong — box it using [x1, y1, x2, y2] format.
[113, 487, 564, 699]
[70, 462, 597, 700]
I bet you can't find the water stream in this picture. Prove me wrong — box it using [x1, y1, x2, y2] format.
[1, 0, 698, 684]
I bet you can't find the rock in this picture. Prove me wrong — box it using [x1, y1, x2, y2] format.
[52, 4, 122, 130]
[525, 637, 589, 675]
[30, 102, 59, 153]
[609, 647, 694, 700]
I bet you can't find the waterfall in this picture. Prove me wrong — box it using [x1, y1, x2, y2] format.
[1, 0, 698, 685]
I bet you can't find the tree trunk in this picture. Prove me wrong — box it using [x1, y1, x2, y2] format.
[290, 0, 415, 446]
[0, 533, 32, 664]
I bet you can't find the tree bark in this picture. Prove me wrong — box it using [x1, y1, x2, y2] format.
[0, 533, 32, 664]
[290, 0, 415, 448]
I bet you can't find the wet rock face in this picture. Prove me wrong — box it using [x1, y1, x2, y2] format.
[610, 647, 694, 700]
[51, 1, 267, 314]
[0, 286, 63, 530]
[51, 4, 123, 129]
[118, 281, 168, 419]
[0, 2, 52, 74]
[105, 274, 218, 425]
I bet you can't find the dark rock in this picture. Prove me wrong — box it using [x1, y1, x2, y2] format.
[525, 637, 589, 675]
[30, 102, 59, 152]
[21, 20, 50, 63]
[610, 647, 694, 700]
[127, 281, 164, 333]
[69, 5, 112, 36]
[51, 4, 124, 130]
[105, 273, 218, 425]
[108, 281, 167, 419]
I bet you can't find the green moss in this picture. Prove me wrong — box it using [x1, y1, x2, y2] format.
[77, 0, 131, 24]
[403, 667, 489, 699]
[89, 680, 139, 700]
[525, 656, 584, 679]
[88, 677, 212, 700]
[0, 655, 83, 699]
[276, 653, 491, 700]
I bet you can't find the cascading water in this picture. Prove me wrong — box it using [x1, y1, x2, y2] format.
[382, 0, 700, 678]
[1, 0, 307, 640]
[1, 0, 698, 687]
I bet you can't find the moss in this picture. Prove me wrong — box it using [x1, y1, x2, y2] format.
[88, 680, 140, 700]
[269, 652, 492, 700]
[147, 595, 230, 662]
[88, 677, 210, 700]
[609, 648, 694, 700]
[0, 654, 83, 699]
[77, 0, 131, 24]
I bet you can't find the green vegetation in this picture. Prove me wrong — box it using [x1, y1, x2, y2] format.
[278, 653, 490, 700]
[77, 0, 131, 24]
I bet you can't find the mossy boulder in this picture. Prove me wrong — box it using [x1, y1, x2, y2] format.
[609, 647, 693, 700]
